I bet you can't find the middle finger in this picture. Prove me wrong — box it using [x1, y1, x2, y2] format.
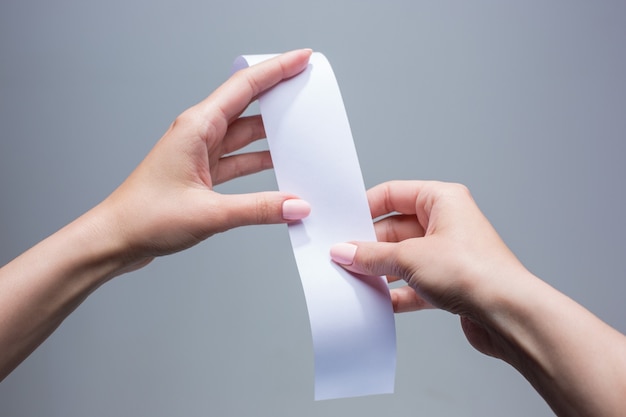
[374, 214, 425, 243]
[221, 115, 266, 156]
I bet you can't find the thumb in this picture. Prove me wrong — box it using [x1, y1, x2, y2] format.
[216, 192, 311, 230]
[330, 241, 403, 278]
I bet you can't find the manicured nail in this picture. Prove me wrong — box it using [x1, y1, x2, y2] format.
[282, 199, 311, 220]
[330, 243, 357, 266]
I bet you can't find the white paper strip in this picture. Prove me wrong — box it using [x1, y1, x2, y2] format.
[233, 52, 396, 400]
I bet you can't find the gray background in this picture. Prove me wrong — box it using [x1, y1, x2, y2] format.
[1, 1, 625, 416]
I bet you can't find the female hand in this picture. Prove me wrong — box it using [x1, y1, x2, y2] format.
[330, 180, 529, 359]
[331, 180, 626, 416]
[0, 50, 313, 380]
[98, 49, 313, 269]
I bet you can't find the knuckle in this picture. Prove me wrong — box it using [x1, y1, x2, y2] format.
[384, 219, 401, 243]
[254, 197, 273, 224]
[394, 241, 414, 277]
[240, 70, 262, 98]
[358, 251, 378, 274]
[450, 182, 471, 195]
[171, 108, 211, 138]
[172, 109, 195, 128]
[431, 181, 473, 202]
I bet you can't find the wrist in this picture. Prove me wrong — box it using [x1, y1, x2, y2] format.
[0, 201, 147, 379]
[478, 271, 626, 416]
[74, 201, 153, 284]
[458, 265, 544, 364]
[477, 270, 554, 366]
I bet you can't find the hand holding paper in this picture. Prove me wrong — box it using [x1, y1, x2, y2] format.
[0, 50, 314, 381]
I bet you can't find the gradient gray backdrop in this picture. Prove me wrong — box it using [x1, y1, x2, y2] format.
[1, 1, 625, 416]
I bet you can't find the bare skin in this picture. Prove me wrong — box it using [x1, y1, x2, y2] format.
[331, 180, 626, 417]
[0, 49, 313, 381]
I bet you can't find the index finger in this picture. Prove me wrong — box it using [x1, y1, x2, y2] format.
[202, 49, 312, 127]
[368, 180, 480, 237]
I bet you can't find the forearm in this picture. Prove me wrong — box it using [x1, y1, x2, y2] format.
[0, 204, 138, 380]
[487, 273, 626, 416]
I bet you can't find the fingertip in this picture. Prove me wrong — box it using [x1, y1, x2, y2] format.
[329, 242, 358, 266]
[299, 48, 313, 56]
[282, 199, 311, 221]
[277, 49, 313, 79]
[389, 290, 399, 312]
[289, 48, 313, 58]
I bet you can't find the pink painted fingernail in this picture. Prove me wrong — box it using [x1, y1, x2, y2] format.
[282, 199, 311, 220]
[330, 243, 357, 266]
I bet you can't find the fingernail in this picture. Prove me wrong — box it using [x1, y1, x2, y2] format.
[330, 243, 357, 266]
[282, 199, 311, 220]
